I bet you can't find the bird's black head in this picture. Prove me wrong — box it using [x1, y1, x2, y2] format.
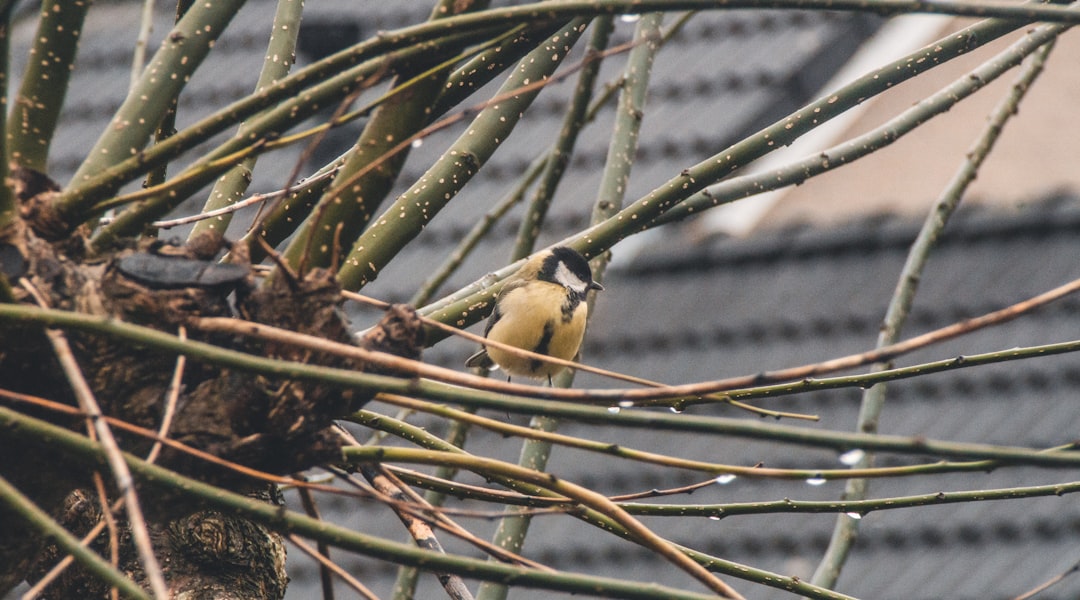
[540, 247, 603, 296]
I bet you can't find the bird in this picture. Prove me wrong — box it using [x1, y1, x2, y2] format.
[465, 246, 603, 385]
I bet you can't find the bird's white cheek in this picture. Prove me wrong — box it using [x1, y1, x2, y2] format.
[554, 262, 589, 294]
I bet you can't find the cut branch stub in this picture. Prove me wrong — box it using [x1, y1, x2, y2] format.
[10, 166, 71, 242]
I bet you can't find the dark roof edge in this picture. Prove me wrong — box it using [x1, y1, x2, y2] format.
[622, 189, 1080, 276]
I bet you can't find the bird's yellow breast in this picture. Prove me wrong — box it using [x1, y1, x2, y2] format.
[485, 281, 588, 379]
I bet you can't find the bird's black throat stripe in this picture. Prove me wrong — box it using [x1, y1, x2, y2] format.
[560, 294, 581, 322]
[532, 320, 556, 372]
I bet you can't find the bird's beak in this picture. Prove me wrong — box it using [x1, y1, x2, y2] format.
[590, 282, 604, 291]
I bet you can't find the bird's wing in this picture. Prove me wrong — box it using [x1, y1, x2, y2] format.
[465, 280, 523, 369]
[483, 278, 526, 336]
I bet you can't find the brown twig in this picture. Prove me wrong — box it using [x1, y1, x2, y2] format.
[344, 291, 817, 420]
[383, 465, 571, 508]
[1011, 560, 1080, 600]
[287, 534, 381, 600]
[146, 325, 186, 465]
[0, 387, 362, 497]
[356, 465, 476, 600]
[364, 464, 552, 571]
[410, 273, 1080, 402]
[91, 474, 121, 600]
[21, 279, 170, 599]
[297, 485, 335, 600]
[608, 477, 722, 502]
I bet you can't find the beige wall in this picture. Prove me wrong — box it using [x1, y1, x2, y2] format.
[760, 23, 1080, 229]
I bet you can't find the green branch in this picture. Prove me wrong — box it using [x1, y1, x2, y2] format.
[7, 304, 1080, 465]
[138, 0, 197, 222]
[0, 405, 725, 600]
[283, 20, 544, 273]
[7, 0, 91, 172]
[361, 399, 1080, 468]
[812, 35, 1060, 590]
[65, 0, 245, 196]
[653, 17, 1069, 225]
[58, 19, 516, 227]
[335, 19, 589, 291]
[624, 479, 1080, 518]
[188, 0, 304, 245]
[418, 12, 1036, 336]
[363, 395, 1033, 483]
[0, 1, 14, 232]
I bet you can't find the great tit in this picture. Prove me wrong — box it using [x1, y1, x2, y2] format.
[465, 246, 603, 384]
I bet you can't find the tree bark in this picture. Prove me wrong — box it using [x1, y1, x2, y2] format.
[1, 169, 425, 597]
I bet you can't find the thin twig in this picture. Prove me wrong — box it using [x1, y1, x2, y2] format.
[91, 474, 122, 600]
[627, 479, 1080, 519]
[0, 475, 150, 600]
[330, 460, 555, 564]
[609, 477, 721, 502]
[296, 486, 335, 600]
[287, 535, 381, 600]
[383, 464, 569, 507]
[42, 329, 170, 598]
[347, 291, 816, 419]
[20, 496, 125, 600]
[130, 0, 156, 91]
[358, 466, 476, 600]
[148, 172, 336, 229]
[351, 465, 551, 570]
[1012, 560, 1080, 600]
[146, 325, 186, 464]
[20, 279, 168, 597]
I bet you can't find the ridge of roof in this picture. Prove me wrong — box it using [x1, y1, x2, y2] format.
[622, 190, 1080, 276]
